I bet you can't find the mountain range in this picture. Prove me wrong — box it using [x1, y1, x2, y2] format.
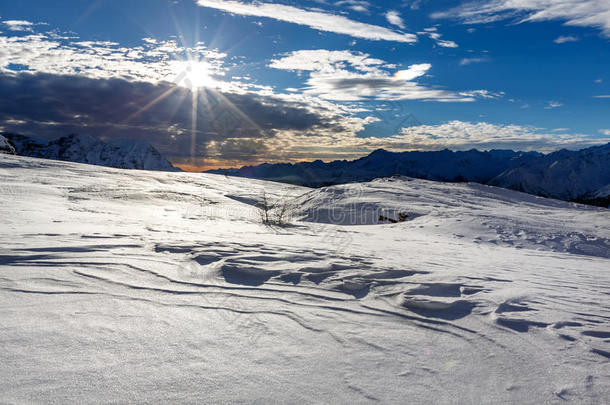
[208, 144, 610, 208]
[3, 132, 608, 208]
[1, 133, 179, 172]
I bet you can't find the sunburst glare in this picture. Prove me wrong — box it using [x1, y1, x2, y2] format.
[171, 60, 216, 90]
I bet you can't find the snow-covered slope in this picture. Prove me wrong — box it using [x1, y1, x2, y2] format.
[209, 148, 541, 187]
[1, 154, 609, 403]
[490, 143, 610, 205]
[3, 133, 179, 171]
[0, 135, 16, 155]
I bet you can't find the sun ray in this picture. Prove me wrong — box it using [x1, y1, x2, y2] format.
[168, 5, 190, 53]
[119, 85, 179, 126]
[190, 88, 198, 159]
[74, 0, 106, 26]
[205, 88, 264, 135]
[166, 87, 190, 122]
[216, 26, 259, 58]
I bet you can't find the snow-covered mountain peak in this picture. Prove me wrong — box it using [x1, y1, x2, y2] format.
[490, 142, 610, 204]
[2, 133, 180, 172]
[0, 135, 16, 155]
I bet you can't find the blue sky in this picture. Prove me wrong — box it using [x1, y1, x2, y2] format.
[1, 0, 609, 169]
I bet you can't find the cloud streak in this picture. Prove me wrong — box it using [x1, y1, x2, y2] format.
[270, 49, 492, 101]
[336, 1, 371, 14]
[417, 27, 459, 48]
[459, 56, 490, 65]
[196, 0, 417, 42]
[432, 0, 610, 37]
[544, 101, 563, 109]
[554, 35, 579, 43]
[1, 20, 37, 32]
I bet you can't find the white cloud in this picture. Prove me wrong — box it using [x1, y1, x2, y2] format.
[394, 64, 431, 80]
[593, 94, 610, 98]
[196, 0, 417, 42]
[600, 129, 610, 135]
[459, 56, 490, 65]
[432, 0, 610, 37]
[436, 39, 459, 48]
[594, 78, 603, 83]
[0, 31, 233, 90]
[387, 121, 609, 152]
[458, 90, 504, 99]
[544, 101, 563, 109]
[385, 11, 405, 29]
[268, 49, 386, 73]
[336, 1, 371, 13]
[269, 50, 492, 102]
[2, 20, 35, 32]
[418, 28, 459, 48]
[304, 74, 474, 101]
[410, 0, 425, 10]
[554, 35, 579, 43]
[265, 120, 610, 162]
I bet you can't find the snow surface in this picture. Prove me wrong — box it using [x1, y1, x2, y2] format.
[1, 154, 609, 403]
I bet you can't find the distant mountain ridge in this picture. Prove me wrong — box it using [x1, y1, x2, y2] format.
[489, 143, 610, 207]
[208, 145, 610, 208]
[0, 134, 16, 155]
[208, 148, 542, 186]
[2, 133, 180, 172]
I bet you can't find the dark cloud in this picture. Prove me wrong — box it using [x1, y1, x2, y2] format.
[0, 72, 345, 164]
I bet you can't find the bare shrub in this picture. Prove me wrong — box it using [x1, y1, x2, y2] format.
[379, 211, 409, 224]
[257, 191, 293, 226]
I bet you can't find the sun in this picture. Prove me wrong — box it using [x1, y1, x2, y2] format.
[171, 60, 215, 89]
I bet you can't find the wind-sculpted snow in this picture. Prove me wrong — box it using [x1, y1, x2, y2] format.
[1, 154, 609, 403]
